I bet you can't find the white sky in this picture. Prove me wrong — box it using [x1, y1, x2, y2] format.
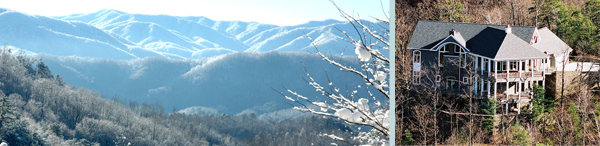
[1, 0, 390, 26]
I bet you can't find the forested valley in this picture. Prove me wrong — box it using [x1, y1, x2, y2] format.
[396, 0, 600, 145]
[0, 47, 356, 146]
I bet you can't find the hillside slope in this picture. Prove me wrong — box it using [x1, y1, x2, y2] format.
[35, 51, 383, 115]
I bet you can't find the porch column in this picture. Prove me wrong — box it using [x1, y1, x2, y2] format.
[506, 60, 510, 115]
[487, 81, 491, 99]
[518, 81, 521, 114]
[543, 58, 547, 90]
[518, 60, 522, 114]
[519, 60, 522, 77]
[531, 60, 534, 78]
[474, 77, 478, 95]
[488, 59, 491, 76]
[494, 60, 498, 101]
[526, 60, 529, 72]
[481, 80, 484, 95]
[481, 57, 484, 73]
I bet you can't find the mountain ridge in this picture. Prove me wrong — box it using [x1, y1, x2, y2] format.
[0, 8, 387, 60]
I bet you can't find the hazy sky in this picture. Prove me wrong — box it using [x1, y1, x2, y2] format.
[1, 0, 390, 26]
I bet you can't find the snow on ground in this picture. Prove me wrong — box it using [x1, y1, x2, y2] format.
[562, 62, 600, 72]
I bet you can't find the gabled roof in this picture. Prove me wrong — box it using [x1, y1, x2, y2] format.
[408, 20, 536, 50]
[430, 35, 468, 52]
[532, 27, 572, 55]
[467, 27, 547, 60]
[408, 20, 553, 60]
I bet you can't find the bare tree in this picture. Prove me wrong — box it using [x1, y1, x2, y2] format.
[276, 0, 390, 145]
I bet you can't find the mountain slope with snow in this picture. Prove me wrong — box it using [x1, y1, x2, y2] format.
[36, 51, 384, 115]
[0, 8, 163, 59]
[0, 8, 388, 60]
[54, 9, 389, 59]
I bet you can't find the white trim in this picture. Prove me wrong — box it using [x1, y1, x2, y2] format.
[429, 36, 452, 51]
[463, 77, 469, 84]
[467, 53, 547, 61]
[491, 57, 548, 61]
[468, 53, 494, 61]
[438, 43, 462, 67]
[409, 48, 436, 51]
[436, 75, 441, 82]
[430, 36, 470, 52]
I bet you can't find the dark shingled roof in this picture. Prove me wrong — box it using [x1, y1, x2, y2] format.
[408, 20, 547, 60]
[408, 20, 536, 49]
[467, 27, 547, 60]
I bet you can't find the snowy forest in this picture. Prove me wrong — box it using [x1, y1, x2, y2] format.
[396, 0, 600, 145]
[0, 47, 358, 145]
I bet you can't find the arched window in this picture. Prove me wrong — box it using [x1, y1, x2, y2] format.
[413, 50, 421, 63]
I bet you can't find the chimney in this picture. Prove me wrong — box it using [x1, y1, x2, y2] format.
[449, 29, 455, 35]
[505, 25, 512, 34]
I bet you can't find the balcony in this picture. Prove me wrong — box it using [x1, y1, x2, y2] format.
[489, 71, 544, 79]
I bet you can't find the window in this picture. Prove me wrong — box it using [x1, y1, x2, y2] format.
[499, 61, 507, 71]
[413, 51, 421, 63]
[460, 54, 467, 67]
[436, 75, 441, 82]
[463, 77, 469, 84]
[482, 81, 488, 91]
[510, 61, 517, 70]
[413, 71, 420, 85]
[454, 44, 460, 53]
[441, 44, 448, 52]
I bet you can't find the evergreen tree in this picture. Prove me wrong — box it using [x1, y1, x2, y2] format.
[531, 84, 553, 120]
[402, 129, 415, 145]
[481, 100, 497, 134]
[55, 74, 65, 86]
[36, 58, 53, 79]
[0, 92, 15, 128]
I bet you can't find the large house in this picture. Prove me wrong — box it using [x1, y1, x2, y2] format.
[408, 20, 572, 114]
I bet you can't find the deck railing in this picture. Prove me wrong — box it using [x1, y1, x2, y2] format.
[490, 71, 544, 78]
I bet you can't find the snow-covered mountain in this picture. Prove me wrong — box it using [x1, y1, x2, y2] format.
[0, 8, 389, 117]
[0, 8, 387, 59]
[36, 51, 385, 115]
